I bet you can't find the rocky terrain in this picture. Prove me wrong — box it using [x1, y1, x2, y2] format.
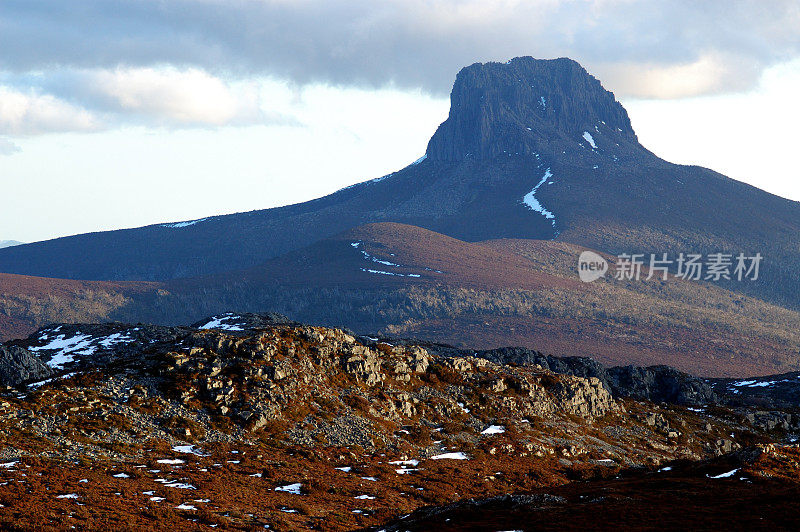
[1, 313, 800, 529]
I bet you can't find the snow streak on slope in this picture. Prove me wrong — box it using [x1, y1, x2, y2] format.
[160, 218, 209, 229]
[582, 131, 597, 149]
[522, 168, 556, 226]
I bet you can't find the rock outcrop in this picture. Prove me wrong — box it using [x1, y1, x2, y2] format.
[426, 57, 644, 161]
[0, 345, 53, 386]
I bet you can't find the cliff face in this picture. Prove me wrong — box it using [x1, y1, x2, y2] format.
[426, 57, 641, 161]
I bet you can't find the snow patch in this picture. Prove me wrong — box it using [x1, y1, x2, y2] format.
[31, 334, 96, 369]
[156, 459, 185, 465]
[522, 168, 556, 226]
[275, 483, 303, 495]
[582, 131, 597, 149]
[198, 314, 244, 332]
[480, 425, 506, 435]
[430, 452, 469, 460]
[410, 154, 427, 166]
[709, 469, 739, 479]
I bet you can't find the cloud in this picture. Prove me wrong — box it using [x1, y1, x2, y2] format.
[0, 0, 798, 137]
[1, 0, 799, 100]
[0, 137, 22, 155]
[80, 67, 279, 127]
[0, 67, 299, 135]
[0, 86, 100, 135]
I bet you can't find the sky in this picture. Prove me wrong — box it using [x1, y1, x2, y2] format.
[1, 0, 799, 243]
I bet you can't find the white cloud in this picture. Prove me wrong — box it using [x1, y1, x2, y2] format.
[0, 67, 300, 135]
[87, 67, 266, 126]
[0, 86, 99, 135]
[596, 53, 763, 99]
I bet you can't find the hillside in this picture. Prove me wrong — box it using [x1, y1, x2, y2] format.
[1, 223, 799, 377]
[119, 223, 800, 377]
[0, 272, 159, 341]
[2, 315, 800, 530]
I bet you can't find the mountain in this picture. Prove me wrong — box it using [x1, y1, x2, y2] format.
[2, 315, 800, 530]
[0, 240, 22, 249]
[1, 56, 799, 377]
[0, 57, 797, 313]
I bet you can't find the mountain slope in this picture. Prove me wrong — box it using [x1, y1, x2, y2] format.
[108, 222, 800, 377]
[0, 57, 797, 313]
[0, 272, 159, 341]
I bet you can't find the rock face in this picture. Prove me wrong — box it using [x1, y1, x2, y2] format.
[426, 57, 643, 161]
[473, 347, 718, 406]
[0, 345, 53, 386]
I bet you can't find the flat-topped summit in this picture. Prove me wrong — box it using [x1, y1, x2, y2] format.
[426, 57, 640, 161]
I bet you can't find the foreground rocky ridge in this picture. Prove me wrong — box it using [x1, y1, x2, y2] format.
[0, 313, 798, 530]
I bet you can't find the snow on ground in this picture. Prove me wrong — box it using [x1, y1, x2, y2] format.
[56, 494, 79, 499]
[175, 503, 196, 510]
[97, 332, 136, 349]
[30, 334, 95, 369]
[354, 495, 376, 500]
[30, 329, 138, 369]
[540, 96, 546, 109]
[112, 473, 130, 478]
[156, 459, 185, 465]
[198, 314, 244, 332]
[730, 379, 780, 388]
[709, 469, 739, 479]
[172, 444, 207, 456]
[352, 241, 401, 267]
[28, 372, 76, 389]
[160, 218, 208, 229]
[154, 480, 195, 489]
[389, 459, 420, 467]
[410, 154, 427, 166]
[275, 483, 303, 495]
[430, 452, 469, 460]
[360, 268, 421, 278]
[481, 425, 506, 435]
[335, 466, 352, 472]
[351, 240, 434, 278]
[522, 168, 556, 227]
[582, 131, 597, 149]
[390, 459, 420, 475]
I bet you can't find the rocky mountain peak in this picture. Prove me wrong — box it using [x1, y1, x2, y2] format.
[426, 57, 639, 161]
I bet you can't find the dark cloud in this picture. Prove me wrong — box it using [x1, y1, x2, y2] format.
[0, 0, 798, 98]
